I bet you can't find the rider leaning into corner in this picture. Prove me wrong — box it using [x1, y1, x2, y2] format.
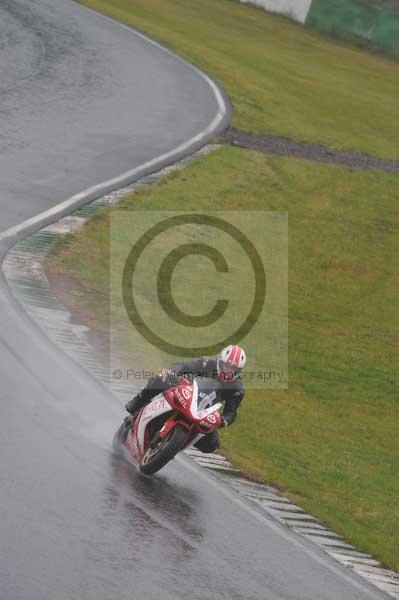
[125, 345, 246, 454]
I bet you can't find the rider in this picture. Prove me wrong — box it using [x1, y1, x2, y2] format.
[125, 345, 246, 454]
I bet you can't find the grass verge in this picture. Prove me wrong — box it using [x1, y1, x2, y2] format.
[48, 147, 399, 570]
[76, 0, 399, 159]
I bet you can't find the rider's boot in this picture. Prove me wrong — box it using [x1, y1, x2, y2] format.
[125, 375, 167, 416]
[125, 390, 151, 417]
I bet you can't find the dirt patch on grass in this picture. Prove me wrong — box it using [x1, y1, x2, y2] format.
[222, 128, 399, 173]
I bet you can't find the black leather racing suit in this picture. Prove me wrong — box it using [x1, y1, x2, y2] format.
[125, 357, 245, 453]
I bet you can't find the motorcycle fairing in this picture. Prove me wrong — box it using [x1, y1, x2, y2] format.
[132, 394, 173, 461]
[125, 379, 223, 463]
[176, 379, 223, 422]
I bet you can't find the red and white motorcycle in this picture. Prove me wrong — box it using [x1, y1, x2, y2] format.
[113, 377, 222, 476]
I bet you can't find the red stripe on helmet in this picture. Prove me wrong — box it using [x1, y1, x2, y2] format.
[229, 345, 241, 367]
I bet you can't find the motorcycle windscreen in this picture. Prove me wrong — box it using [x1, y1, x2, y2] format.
[195, 376, 222, 409]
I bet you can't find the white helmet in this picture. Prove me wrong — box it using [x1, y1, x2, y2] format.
[217, 345, 246, 381]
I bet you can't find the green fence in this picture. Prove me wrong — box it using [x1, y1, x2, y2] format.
[306, 0, 399, 58]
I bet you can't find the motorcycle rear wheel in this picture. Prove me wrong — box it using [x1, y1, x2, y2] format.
[139, 424, 187, 476]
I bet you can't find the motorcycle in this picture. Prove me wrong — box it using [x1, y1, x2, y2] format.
[113, 376, 223, 476]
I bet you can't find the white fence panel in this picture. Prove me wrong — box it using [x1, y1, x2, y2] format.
[239, 0, 312, 24]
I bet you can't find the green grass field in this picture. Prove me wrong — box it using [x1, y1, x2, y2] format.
[49, 147, 399, 570]
[76, 0, 399, 159]
[47, 0, 399, 571]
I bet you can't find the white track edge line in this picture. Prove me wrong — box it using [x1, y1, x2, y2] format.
[0, 3, 226, 244]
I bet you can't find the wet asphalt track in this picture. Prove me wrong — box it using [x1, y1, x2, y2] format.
[0, 2, 390, 599]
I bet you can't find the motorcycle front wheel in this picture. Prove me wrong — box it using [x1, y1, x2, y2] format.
[139, 424, 187, 476]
